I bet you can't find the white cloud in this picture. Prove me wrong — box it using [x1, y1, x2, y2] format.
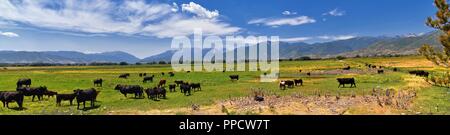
[280, 37, 311, 43]
[248, 16, 316, 27]
[282, 11, 297, 15]
[318, 35, 355, 40]
[0, 31, 19, 37]
[323, 8, 346, 16]
[0, 0, 237, 38]
[181, 2, 219, 19]
[143, 15, 239, 38]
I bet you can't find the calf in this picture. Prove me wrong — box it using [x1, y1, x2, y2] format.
[114, 85, 144, 98]
[377, 70, 384, 74]
[158, 80, 166, 87]
[93, 78, 103, 87]
[73, 88, 99, 110]
[174, 80, 184, 86]
[229, 75, 239, 81]
[190, 83, 201, 91]
[0, 91, 24, 109]
[119, 73, 130, 79]
[56, 93, 76, 106]
[337, 78, 356, 88]
[169, 84, 176, 92]
[143, 76, 154, 83]
[294, 79, 303, 86]
[343, 66, 351, 70]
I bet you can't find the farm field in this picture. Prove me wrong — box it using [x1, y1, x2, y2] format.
[0, 55, 448, 115]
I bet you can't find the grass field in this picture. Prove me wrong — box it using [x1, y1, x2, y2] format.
[0, 55, 449, 115]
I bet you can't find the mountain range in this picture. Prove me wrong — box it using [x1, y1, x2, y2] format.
[0, 31, 442, 64]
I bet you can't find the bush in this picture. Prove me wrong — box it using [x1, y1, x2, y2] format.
[336, 56, 346, 60]
[119, 62, 128, 65]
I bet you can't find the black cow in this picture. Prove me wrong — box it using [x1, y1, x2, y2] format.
[139, 73, 143, 77]
[44, 91, 57, 99]
[73, 88, 99, 110]
[229, 75, 239, 81]
[190, 83, 201, 91]
[409, 70, 429, 77]
[294, 79, 303, 86]
[93, 78, 103, 87]
[17, 78, 31, 88]
[16, 86, 48, 101]
[161, 72, 165, 76]
[119, 73, 130, 79]
[393, 68, 398, 72]
[343, 66, 351, 70]
[114, 85, 144, 98]
[377, 70, 384, 74]
[285, 80, 294, 88]
[180, 83, 191, 96]
[144, 87, 166, 100]
[143, 73, 147, 76]
[143, 76, 154, 83]
[0, 91, 24, 109]
[56, 93, 76, 106]
[174, 80, 184, 86]
[169, 72, 174, 77]
[337, 78, 356, 88]
[306, 72, 311, 76]
[156, 87, 166, 99]
[169, 84, 176, 92]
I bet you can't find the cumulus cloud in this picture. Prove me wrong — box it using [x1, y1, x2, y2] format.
[282, 11, 297, 15]
[0, 31, 19, 37]
[0, 0, 238, 38]
[248, 16, 316, 27]
[323, 8, 346, 16]
[181, 2, 219, 19]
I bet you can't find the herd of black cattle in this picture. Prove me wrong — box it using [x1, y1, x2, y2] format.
[0, 63, 430, 111]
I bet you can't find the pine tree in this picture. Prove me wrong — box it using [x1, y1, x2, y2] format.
[419, 0, 450, 67]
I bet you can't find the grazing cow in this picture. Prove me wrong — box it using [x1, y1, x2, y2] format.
[145, 87, 166, 100]
[168, 72, 174, 77]
[56, 93, 76, 106]
[337, 78, 356, 88]
[377, 70, 384, 74]
[44, 91, 58, 99]
[409, 70, 429, 77]
[143, 76, 154, 83]
[139, 73, 143, 77]
[343, 66, 351, 70]
[187, 71, 191, 73]
[73, 88, 99, 110]
[180, 83, 191, 96]
[299, 70, 302, 73]
[0, 91, 24, 109]
[143, 73, 147, 76]
[161, 72, 165, 76]
[229, 75, 239, 81]
[93, 78, 103, 87]
[190, 83, 201, 91]
[16, 86, 48, 101]
[371, 65, 377, 68]
[119, 73, 130, 79]
[306, 72, 311, 76]
[294, 79, 303, 86]
[174, 80, 184, 86]
[285, 80, 295, 88]
[158, 80, 167, 87]
[279, 81, 286, 90]
[222, 70, 226, 73]
[169, 84, 176, 92]
[393, 68, 398, 72]
[114, 85, 144, 98]
[17, 78, 31, 88]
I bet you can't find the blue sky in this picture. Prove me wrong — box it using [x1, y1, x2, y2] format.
[0, 0, 437, 58]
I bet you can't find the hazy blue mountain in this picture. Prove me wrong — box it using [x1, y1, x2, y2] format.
[0, 51, 140, 63]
